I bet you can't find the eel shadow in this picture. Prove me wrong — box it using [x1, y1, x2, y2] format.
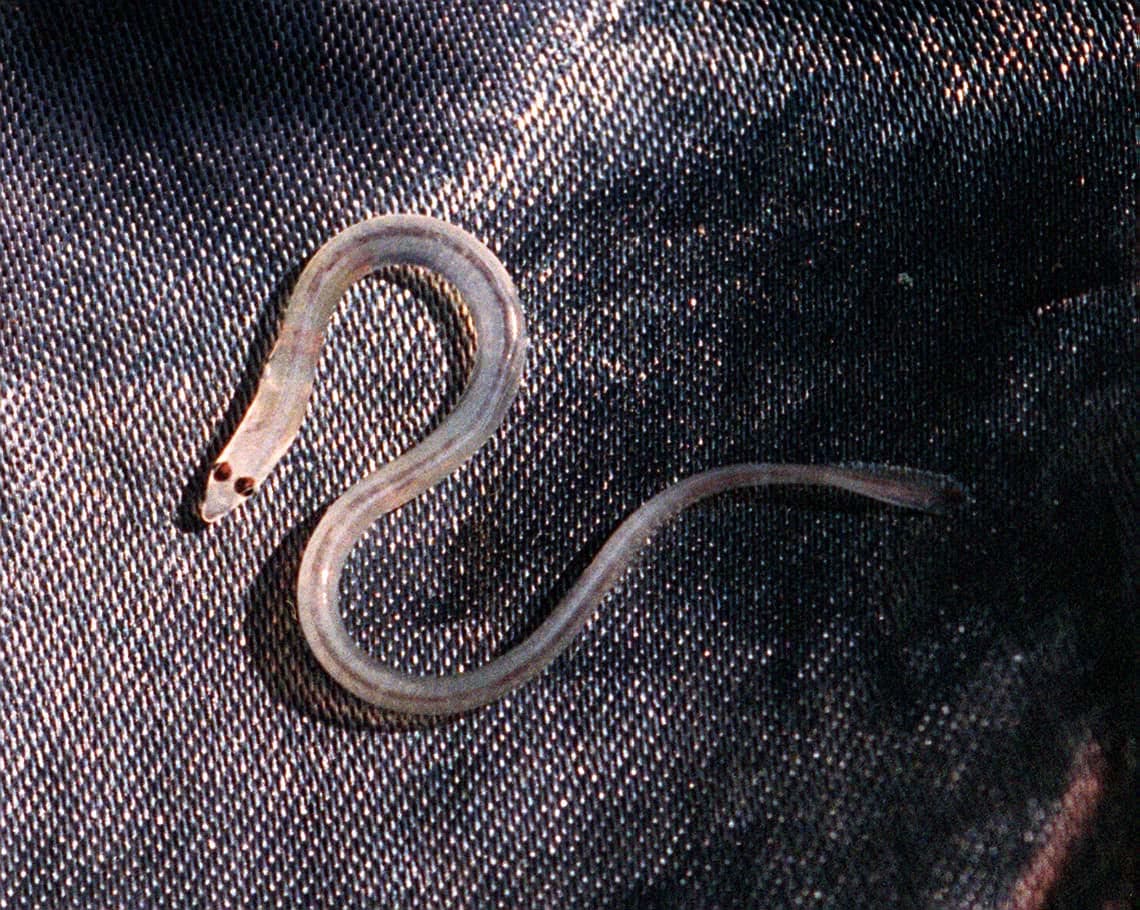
[241, 511, 462, 733]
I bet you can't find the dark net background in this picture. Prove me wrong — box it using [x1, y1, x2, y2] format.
[0, 1, 1134, 907]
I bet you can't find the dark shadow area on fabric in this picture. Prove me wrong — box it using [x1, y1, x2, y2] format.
[538, 97, 1129, 479]
[874, 381, 1135, 728]
[16, 1, 458, 155]
[866, 382, 1136, 906]
[597, 498, 971, 909]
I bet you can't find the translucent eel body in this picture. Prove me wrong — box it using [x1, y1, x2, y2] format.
[202, 214, 963, 715]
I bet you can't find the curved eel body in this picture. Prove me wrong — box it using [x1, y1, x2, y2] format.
[203, 214, 962, 715]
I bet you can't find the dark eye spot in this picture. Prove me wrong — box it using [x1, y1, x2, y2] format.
[213, 462, 233, 482]
[234, 476, 256, 496]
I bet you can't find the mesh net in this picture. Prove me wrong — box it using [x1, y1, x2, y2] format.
[0, 1, 1133, 907]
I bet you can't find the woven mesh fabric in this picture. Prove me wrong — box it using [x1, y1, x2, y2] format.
[0, 1, 1133, 907]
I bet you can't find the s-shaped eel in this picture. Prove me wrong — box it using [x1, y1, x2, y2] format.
[202, 214, 963, 715]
